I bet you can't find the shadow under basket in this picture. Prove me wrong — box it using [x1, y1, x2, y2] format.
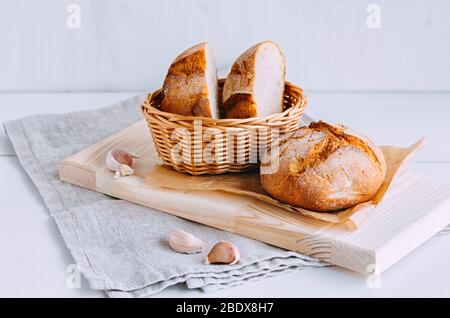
[141, 80, 307, 175]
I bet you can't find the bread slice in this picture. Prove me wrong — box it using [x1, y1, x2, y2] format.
[222, 41, 285, 119]
[161, 42, 219, 118]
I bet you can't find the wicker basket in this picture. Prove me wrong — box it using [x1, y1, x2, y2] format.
[141, 79, 307, 175]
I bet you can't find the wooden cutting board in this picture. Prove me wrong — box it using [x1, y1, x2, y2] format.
[59, 120, 450, 274]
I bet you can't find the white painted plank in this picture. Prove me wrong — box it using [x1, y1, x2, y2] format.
[2, 92, 450, 162]
[0, 0, 449, 92]
[307, 92, 450, 163]
[0, 92, 138, 155]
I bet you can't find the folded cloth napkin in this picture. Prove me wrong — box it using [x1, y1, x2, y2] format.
[3, 95, 325, 297]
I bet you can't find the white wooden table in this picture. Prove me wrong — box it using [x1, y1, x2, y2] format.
[1, 92, 450, 298]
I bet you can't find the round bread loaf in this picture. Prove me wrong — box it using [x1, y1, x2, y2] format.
[260, 121, 387, 212]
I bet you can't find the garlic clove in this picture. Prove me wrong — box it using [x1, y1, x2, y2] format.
[106, 149, 136, 177]
[168, 229, 205, 254]
[205, 241, 240, 265]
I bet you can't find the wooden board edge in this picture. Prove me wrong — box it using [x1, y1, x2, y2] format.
[59, 159, 96, 191]
[330, 241, 376, 274]
[375, 196, 450, 273]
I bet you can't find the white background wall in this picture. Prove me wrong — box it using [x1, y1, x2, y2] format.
[0, 0, 449, 92]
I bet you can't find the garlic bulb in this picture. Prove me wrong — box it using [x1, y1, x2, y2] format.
[205, 241, 240, 265]
[168, 229, 205, 254]
[106, 149, 135, 178]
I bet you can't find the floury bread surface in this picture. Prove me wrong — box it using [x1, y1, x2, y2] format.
[260, 121, 387, 211]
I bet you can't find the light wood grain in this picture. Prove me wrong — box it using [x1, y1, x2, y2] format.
[59, 120, 450, 274]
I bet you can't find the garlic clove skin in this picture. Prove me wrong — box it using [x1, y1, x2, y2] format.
[168, 229, 205, 254]
[113, 164, 135, 179]
[205, 241, 240, 265]
[119, 164, 134, 176]
[106, 149, 135, 177]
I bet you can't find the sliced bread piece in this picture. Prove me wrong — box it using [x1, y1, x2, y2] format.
[161, 42, 219, 118]
[222, 41, 286, 119]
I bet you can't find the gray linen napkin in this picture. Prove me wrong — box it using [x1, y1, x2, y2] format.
[3, 95, 325, 297]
